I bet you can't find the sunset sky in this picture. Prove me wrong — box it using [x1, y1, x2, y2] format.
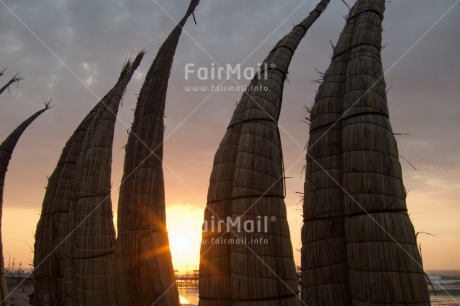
[0, 0, 459, 273]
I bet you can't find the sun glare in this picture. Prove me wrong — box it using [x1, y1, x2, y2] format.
[166, 203, 203, 272]
[171, 233, 190, 252]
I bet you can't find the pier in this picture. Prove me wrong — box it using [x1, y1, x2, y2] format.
[175, 270, 199, 288]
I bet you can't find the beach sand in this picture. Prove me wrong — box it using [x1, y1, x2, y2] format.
[7, 282, 33, 306]
[7, 282, 198, 306]
[6, 281, 449, 306]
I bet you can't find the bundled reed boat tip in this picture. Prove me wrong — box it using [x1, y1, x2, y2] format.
[301, 0, 430, 304]
[199, 1, 330, 305]
[0, 103, 50, 306]
[0, 70, 23, 97]
[34, 52, 143, 306]
[115, 1, 199, 305]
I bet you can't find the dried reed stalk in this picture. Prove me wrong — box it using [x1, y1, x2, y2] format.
[115, 1, 199, 305]
[0, 71, 23, 97]
[199, 1, 330, 305]
[301, 1, 368, 304]
[65, 53, 143, 306]
[34, 98, 113, 306]
[34, 53, 143, 306]
[0, 102, 51, 306]
[302, 0, 430, 304]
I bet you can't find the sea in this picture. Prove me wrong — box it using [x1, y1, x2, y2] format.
[428, 270, 460, 305]
[179, 270, 460, 305]
[179, 287, 199, 305]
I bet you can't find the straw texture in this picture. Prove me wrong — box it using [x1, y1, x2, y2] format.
[0, 105, 50, 306]
[302, 1, 430, 305]
[300, 1, 366, 304]
[34, 95, 114, 306]
[34, 102, 108, 306]
[199, 1, 330, 305]
[115, 1, 199, 305]
[34, 54, 142, 306]
[64, 53, 143, 306]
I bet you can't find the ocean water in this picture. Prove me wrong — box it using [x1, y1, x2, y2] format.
[179, 270, 460, 305]
[179, 287, 199, 305]
[429, 270, 460, 306]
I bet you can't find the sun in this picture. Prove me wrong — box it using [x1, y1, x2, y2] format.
[166, 203, 203, 273]
[170, 232, 191, 252]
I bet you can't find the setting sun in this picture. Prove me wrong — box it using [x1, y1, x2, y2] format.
[171, 234, 190, 252]
[166, 203, 203, 273]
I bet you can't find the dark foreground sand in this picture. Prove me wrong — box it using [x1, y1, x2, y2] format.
[3, 280, 441, 306]
[7, 281, 33, 306]
[7, 282, 197, 306]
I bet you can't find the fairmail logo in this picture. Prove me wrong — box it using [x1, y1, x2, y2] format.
[202, 215, 276, 233]
[185, 62, 275, 81]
